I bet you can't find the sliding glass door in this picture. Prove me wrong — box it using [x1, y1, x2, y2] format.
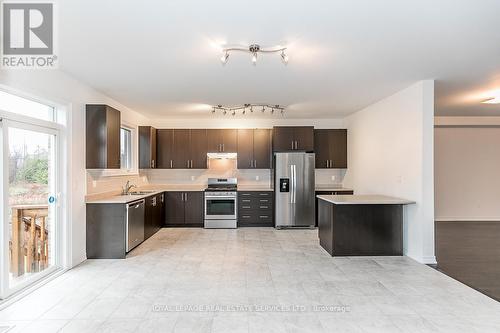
[1, 119, 60, 297]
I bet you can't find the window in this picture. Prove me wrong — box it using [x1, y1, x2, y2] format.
[120, 127, 132, 170]
[0, 90, 55, 122]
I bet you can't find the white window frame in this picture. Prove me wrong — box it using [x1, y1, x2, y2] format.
[97, 121, 139, 177]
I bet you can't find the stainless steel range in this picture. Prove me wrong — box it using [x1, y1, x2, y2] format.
[204, 178, 237, 229]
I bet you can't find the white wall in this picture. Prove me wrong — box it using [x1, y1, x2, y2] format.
[0, 70, 149, 267]
[435, 123, 500, 221]
[343, 80, 435, 264]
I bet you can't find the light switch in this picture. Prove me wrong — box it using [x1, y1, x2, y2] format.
[92, 180, 97, 188]
[191, 175, 195, 181]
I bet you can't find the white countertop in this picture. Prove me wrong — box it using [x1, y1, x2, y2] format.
[86, 189, 166, 204]
[317, 194, 415, 205]
[315, 186, 353, 192]
[237, 185, 274, 191]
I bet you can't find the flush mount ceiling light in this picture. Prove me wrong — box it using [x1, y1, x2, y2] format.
[481, 97, 500, 104]
[220, 43, 288, 66]
[211, 103, 285, 116]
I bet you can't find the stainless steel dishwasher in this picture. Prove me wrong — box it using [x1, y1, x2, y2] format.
[126, 199, 145, 252]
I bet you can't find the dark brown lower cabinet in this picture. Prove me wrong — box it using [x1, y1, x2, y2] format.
[318, 200, 403, 256]
[238, 191, 274, 227]
[86, 192, 165, 259]
[145, 192, 164, 239]
[165, 191, 204, 226]
[315, 190, 354, 227]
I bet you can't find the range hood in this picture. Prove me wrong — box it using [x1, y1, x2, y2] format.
[207, 152, 237, 159]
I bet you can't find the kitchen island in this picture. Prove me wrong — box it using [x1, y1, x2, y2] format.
[317, 195, 415, 256]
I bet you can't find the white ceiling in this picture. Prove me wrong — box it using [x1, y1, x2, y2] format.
[58, 0, 500, 118]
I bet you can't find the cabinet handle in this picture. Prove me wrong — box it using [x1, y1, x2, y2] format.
[242, 206, 251, 209]
[259, 215, 269, 219]
[260, 206, 269, 209]
[254, 160, 257, 168]
[250, 160, 253, 168]
[242, 215, 251, 218]
[190, 160, 193, 168]
[330, 160, 333, 168]
[187, 160, 190, 168]
[295, 141, 298, 150]
[222, 143, 225, 152]
[259, 199, 269, 203]
[170, 160, 173, 168]
[242, 199, 251, 203]
[241, 193, 251, 196]
[259, 193, 269, 196]
[185, 193, 188, 201]
[291, 140, 294, 150]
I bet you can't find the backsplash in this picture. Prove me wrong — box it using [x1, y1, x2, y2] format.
[86, 171, 148, 196]
[144, 159, 271, 186]
[86, 159, 346, 196]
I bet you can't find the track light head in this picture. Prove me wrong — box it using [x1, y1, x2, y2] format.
[220, 52, 229, 64]
[251, 52, 257, 65]
[281, 50, 289, 64]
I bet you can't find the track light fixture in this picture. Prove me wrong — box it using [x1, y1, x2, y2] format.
[219, 43, 288, 65]
[212, 103, 285, 116]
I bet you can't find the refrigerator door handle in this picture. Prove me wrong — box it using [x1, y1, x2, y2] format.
[293, 164, 297, 203]
[290, 164, 297, 204]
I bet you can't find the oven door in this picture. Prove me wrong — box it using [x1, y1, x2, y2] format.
[205, 196, 237, 220]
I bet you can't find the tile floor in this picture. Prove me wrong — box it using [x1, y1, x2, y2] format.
[0, 228, 499, 332]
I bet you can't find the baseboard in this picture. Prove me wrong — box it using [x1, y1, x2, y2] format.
[435, 218, 500, 222]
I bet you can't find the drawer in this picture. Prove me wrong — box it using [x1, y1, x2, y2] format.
[238, 191, 273, 198]
[238, 213, 273, 225]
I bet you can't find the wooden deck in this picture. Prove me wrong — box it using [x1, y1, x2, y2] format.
[10, 205, 49, 277]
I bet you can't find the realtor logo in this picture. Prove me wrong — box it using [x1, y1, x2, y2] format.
[1, 1, 57, 68]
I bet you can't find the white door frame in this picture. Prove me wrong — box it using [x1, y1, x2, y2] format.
[0, 113, 63, 299]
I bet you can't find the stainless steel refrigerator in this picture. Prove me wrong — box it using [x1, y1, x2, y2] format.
[274, 152, 315, 228]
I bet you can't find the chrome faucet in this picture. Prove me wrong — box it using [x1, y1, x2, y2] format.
[122, 180, 137, 195]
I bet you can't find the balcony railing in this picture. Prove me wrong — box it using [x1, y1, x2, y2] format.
[9, 205, 49, 277]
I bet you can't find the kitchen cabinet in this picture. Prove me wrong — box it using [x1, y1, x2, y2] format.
[165, 191, 204, 226]
[139, 126, 157, 169]
[145, 192, 164, 239]
[85, 104, 121, 169]
[238, 191, 274, 226]
[237, 129, 271, 169]
[86, 192, 164, 259]
[162, 129, 207, 169]
[314, 129, 347, 169]
[190, 129, 208, 168]
[172, 130, 191, 168]
[272, 126, 314, 152]
[157, 129, 174, 168]
[207, 129, 237, 153]
[314, 190, 354, 227]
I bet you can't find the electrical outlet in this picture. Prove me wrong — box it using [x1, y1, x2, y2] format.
[191, 175, 195, 181]
[142, 176, 147, 182]
[331, 175, 336, 182]
[255, 175, 260, 181]
[92, 180, 97, 188]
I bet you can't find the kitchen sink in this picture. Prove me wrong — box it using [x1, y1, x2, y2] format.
[125, 191, 156, 195]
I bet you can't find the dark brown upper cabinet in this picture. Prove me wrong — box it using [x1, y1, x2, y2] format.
[86, 104, 121, 169]
[237, 129, 271, 169]
[272, 126, 314, 152]
[157, 129, 207, 169]
[207, 129, 237, 153]
[156, 129, 174, 168]
[314, 129, 347, 169]
[138, 126, 157, 169]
